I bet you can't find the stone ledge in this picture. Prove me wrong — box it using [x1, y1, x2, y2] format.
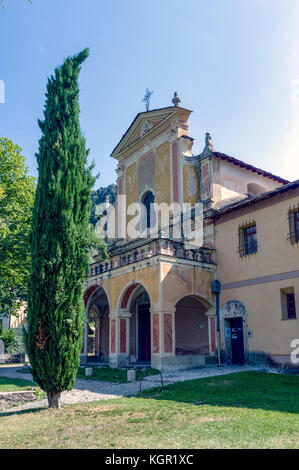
[0, 354, 26, 364]
[0, 389, 37, 410]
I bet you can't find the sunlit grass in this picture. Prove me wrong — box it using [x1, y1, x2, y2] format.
[0, 376, 35, 392]
[1, 371, 298, 449]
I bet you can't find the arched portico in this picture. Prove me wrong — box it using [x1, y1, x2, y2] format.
[175, 296, 209, 356]
[84, 244, 217, 370]
[127, 284, 151, 364]
[82, 286, 110, 365]
[110, 282, 152, 367]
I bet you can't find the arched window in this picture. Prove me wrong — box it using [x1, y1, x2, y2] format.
[141, 191, 155, 233]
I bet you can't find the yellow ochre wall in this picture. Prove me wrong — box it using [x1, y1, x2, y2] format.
[155, 142, 171, 205]
[215, 192, 299, 360]
[124, 161, 138, 237]
[101, 264, 160, 312]
[124, 141, 171, 231]
[183, 165, 200, 204]
[161, 262, 214, 310]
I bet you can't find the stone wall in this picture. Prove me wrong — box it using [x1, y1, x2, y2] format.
[0, 353, 25, 364]
[0, 390, 37, 410]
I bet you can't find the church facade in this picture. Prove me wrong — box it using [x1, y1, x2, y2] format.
[82, 96, 299, 370]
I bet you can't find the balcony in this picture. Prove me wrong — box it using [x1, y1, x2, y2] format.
[88, 238, 216, 278]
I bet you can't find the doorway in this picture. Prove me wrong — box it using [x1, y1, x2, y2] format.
[138, 303, 151, 362]
[230, 317, 244, 364]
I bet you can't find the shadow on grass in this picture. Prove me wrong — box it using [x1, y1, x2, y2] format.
[0, 406, 47, 418]
[138, 371, 299, 415]
[1, 370, 298, 418]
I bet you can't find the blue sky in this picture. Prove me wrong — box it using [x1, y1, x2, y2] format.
[1, 0, 299, 185]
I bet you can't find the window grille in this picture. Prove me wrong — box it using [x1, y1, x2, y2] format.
[288, 206, 299, 244]
[238, 222, 258, 257]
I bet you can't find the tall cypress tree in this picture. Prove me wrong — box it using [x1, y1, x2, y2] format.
[25, 48, 96, 408]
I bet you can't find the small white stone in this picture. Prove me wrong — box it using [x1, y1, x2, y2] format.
[85, 367, 93, 377]
[127, 369, 136, 382]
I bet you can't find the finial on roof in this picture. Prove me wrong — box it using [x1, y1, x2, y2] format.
[172, 92, 181, 107]
[205, 132, 215, 152]
[142, 88, 153, 112]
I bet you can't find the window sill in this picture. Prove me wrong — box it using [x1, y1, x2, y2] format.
[239, 252, 258, 259]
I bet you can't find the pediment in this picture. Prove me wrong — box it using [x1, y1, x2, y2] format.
[111, 107, 179, 159]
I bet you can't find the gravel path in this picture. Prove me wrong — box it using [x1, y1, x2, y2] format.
[0, 364, 265, 413]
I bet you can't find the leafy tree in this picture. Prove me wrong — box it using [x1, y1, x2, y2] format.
[25, 48, 107, 408]
[0, 138, 36, 320]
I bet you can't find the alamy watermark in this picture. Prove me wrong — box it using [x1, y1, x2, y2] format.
[290, 339, 299, 365]
[0, 79, 5, 103]
[95, 196, 204, 250]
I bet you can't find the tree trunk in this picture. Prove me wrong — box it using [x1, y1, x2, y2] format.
[47, 391, 61, 409]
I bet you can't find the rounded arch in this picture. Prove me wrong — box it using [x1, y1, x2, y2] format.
[84, 285, 99, 308]
[118, 281, 152, 364]
[172, 293, 214, 313]
[221, 300, 247, 319]
[117, 280, 152, 312]
[139, 186, 156, 203]
[84, 285, 111, 314]
[84, 285, 111, 364]
[175, 295, 210, 356]
[140, 190, 156, 232]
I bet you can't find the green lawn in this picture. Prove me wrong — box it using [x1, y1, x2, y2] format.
[0, 376, 35, 392]
[0, 371, 298, 448]
[19, 366, 160, 383]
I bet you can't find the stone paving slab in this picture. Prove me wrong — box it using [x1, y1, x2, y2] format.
[0, 364, 267, 414]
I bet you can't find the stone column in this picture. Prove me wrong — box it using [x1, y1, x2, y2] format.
[95, 319, 99, 356]
[208, 315, 217, 355]
[80, 320, 89, 366]
[109, 311, 117, 368]
[150, 308, 176, 371]
[151, 309, 161, 370]
[109, 309, 131, 368]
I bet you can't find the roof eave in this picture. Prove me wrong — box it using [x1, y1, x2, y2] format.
[213, 152, 289, 185]
[213, 180, 299, 219]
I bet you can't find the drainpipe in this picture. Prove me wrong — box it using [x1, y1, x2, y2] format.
[212, 280, 222, 366]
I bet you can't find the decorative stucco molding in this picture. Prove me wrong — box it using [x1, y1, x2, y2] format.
[221, 300, 247, 318]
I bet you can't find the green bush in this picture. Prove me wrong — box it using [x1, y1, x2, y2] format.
[0, 328, 26, 354]
[0, 328, 15, 349]
[6, 334, 26, 354]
